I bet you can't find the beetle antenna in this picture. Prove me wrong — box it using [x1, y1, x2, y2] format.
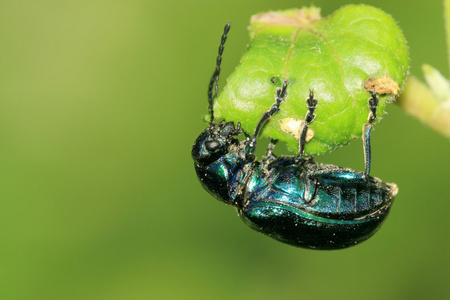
[246, 80, 288, 156]
[208, 22, 230, 126]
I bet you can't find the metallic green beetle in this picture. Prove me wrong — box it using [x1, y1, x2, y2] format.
[192, 23, 397, 250]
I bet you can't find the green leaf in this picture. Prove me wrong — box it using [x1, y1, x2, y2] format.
[214, 5, 409, 155]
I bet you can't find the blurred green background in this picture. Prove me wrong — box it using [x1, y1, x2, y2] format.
[0, 0, 449, 299]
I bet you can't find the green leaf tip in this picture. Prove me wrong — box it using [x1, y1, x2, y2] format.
[398, 66, 450, 138]
[214, 5, 409, 155]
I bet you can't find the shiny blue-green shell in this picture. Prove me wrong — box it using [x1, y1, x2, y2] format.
[239, 157, 395, 249]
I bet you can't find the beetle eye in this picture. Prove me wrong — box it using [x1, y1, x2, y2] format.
[205, 140, 221, 151]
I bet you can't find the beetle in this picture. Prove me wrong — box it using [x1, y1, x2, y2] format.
[192, 23, 398, 249]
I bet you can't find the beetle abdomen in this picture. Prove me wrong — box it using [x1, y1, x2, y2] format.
[239, 201, 392, 249]
[308, 168, 398, 220]
[239, 159, 397, 249]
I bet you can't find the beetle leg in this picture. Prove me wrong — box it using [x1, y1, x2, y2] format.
[265, 139, 278, 157]
[259, 139, 278, 169]
[246, 80, 288, 156]
[362, 90, 379, 176]
[296, 90, 318, 161]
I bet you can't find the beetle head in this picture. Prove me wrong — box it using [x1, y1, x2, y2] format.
[192, 121, 241, 166]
